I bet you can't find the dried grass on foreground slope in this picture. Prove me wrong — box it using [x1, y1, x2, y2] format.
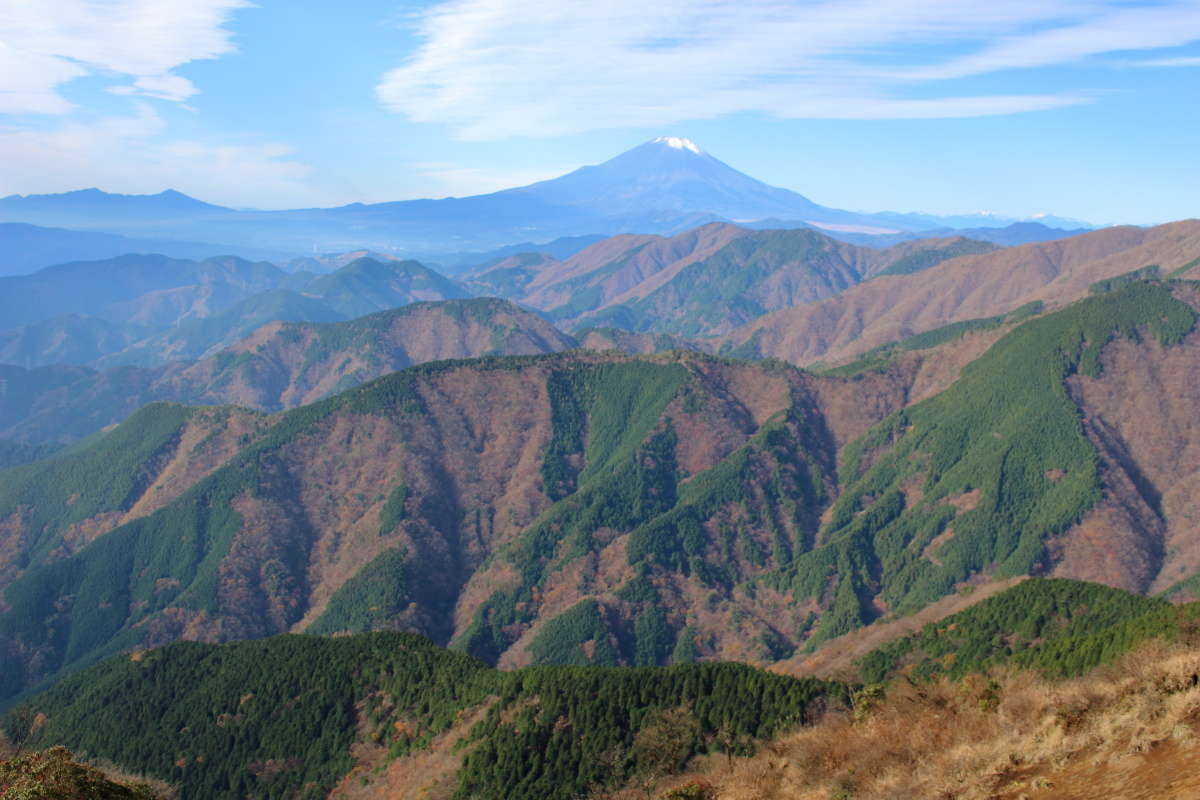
[641, 640, 1200, 800]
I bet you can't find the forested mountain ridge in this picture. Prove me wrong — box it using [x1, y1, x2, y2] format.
[4, 280, 1200, 708]
[9, 579, 1200, 800]
[0, 253, 286, 331]
[0, 314, 150, 369]
[6, 218, 1165, 383]
[0, 298, 579, 445]
[10, 631, 842, 800]
[0, 255, 471, 369]
[720, 219, 1200, 366]
[471, 223, 997, 335]
[0, 349, 916, 699]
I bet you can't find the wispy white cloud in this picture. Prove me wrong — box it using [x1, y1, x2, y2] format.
[0, 106, 319, 208]
[377, 0, 1200, 139]
[0, 0, 323, 207]
[900, 3, 1200, 80]
[1130, 55, 1200, 67]
[110, 75, 200, 103]
[0, 0, 250, 113]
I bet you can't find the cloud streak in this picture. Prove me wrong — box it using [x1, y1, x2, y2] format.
[377, 0, 1200, 139]
[0, 0, 250, 113]
[1132, 55, 1200, 67]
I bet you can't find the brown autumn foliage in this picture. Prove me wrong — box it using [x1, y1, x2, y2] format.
[0, 746, 172, 800]
[646, 639, 1200, 800]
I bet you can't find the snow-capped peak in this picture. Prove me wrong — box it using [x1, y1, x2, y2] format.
[653, 136, 702, 154]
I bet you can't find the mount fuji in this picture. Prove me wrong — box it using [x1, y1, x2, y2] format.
[499, 136, 877, 227]
[0, 138, 1088, 257]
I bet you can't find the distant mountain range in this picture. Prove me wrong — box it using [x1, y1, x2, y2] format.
[3, 221, 1194, 451]
[0, 253, 470, 368]
[720, 220, 1200, 366]
[776, 220, 1094, 249]
[0, 138, 1093, 256]
[0, 222, 294, 277]
[0, 218, 1176, 382]
[0, 298, 579, 446]
[470, 223, 1000, 335]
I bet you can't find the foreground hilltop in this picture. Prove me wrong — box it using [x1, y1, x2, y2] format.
[12, 631, 839, 799]
[9, 578, 1200, 799]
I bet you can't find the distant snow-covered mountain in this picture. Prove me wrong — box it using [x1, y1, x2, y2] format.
[0, 139, 1091, 255]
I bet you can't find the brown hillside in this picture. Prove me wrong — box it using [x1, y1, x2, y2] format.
[201, 297, 577, 410]
[859, 234, 997, 278]
[509, 224, 995, 335]
[1055, 282, 1200, 595]
[0, 351, 917, 688]
[0, 299, 576, 444]
[522, 222, 748, 311]
[643, 641, 1200, 800]
[577, 328, 704, 356]
[721, 220, 1200, 366]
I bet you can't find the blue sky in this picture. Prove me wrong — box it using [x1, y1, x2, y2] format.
[1, 0, 1198, 224]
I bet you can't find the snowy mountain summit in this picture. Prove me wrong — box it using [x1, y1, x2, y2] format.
[653, 136, 703, 154]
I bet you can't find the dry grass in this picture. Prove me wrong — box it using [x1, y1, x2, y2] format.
[0, 741, 178, 800]
[655, 639, 1200, 800]
[85, 757, 179, 800]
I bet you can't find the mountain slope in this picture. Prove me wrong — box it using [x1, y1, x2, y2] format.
[0, 255, 473, 369]
[756, 281, 1196, 650]
[519, 222, 751, 318]
[0, 351, 912, 698]
[465, 251, 564, 297]
[502, 137, 878, 227]
[4, 281, 1200, 710]
[13, 581, 1200, 800]
[503, 223, 996, 336]
[720, 220, 1200, 365]
[0, 315, 149, 369]
[112, 257, 471, 366]
[302, 257, 469, 317]
[98, 289, 350, 366]
[580, 232, 995, 336]
[855, 578, 1183, 683]
[0, 298, 576, 444]
[13, 631, 841, 800]
[187, 297, 578, 411]
[0, 254, 286, 330]
[686, 633, 1200, 800]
